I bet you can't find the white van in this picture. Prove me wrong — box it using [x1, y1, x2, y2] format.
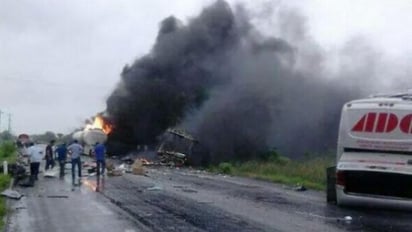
[328, 93, 412, 208]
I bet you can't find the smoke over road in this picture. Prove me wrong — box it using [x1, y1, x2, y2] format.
[106, 0, 399, 163]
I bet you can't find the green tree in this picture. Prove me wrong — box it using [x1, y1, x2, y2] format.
[0, 131, 14, 142]
[31, 131, 57, 143]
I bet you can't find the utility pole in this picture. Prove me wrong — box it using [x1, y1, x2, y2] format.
[7, 113, 11, 133]
[0, 110, 2, 132]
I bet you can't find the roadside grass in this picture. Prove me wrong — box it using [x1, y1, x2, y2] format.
[0, 141, 17, 163]
[211, 154, 335, 191]
[0, 175, 11, 228]
[0, 141, 16, 229]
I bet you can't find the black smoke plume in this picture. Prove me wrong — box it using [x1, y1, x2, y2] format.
[106, 0, 389, 163]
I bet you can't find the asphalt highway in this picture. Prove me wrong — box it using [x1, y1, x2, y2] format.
[5, 164, 412, 232]
[98, 166, 412, 231]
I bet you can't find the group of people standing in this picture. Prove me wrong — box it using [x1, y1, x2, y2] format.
[27, 140, 106, 186]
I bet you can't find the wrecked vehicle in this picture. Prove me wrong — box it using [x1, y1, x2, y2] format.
[158, 150, 186, 166]
[16, 134, 31, 157]
[327, 92, 412, 208]
[157, 128, 196, 166]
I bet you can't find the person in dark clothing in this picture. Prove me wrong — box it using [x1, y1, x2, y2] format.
[45, 140, 55, 170]
[94, 142, 106, 176]
[67, 140, 83, 185]
[55, 143, 67, 178]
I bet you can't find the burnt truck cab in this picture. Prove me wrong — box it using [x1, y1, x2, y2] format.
[330, 93, 412, 208]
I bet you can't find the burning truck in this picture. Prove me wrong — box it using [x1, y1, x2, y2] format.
[157, 128, 198, 166]
[73, 116, 112, 156]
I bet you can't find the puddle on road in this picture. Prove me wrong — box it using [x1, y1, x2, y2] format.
[83, 177, 106, 192]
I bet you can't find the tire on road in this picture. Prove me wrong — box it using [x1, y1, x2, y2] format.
[326, 166, 337, 203]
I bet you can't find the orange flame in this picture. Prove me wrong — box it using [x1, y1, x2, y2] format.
[85, 116, 113, 134]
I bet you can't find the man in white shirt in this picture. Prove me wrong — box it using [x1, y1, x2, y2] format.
[27, 143, 44, 181]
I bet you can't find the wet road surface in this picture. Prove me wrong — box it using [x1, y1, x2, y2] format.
[5, 167, 138, 232]
[97, 167, 412, 231]
[5, 163, 412, 231]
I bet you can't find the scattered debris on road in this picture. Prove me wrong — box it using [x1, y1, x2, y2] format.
[121, 156, 134, 164]
[147, 186, 163, 191]
[19, 177, 34, 187]
[47, 195, 69, 199]
[181, 188, 198, 193]
[335, 215, 353, 224]
[1, 189, 23, 200]
[106, 161, 115, 172]
[117, 163, 129, 172]
[107, 169, 123, 176]
[293, 185, 307, 192]
[105, 161, 124, 176]
[132, 159, 146, 175]
[343, 216, 353, 222]
[88, 167, 97, 174]
[44, 169, 58, 178]
[106, 162, 126, 176]
[139, 158, 153, 166]
[296, 211, 354, 225]
[82, 162, 97, 168]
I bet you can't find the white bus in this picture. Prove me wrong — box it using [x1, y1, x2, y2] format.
[328, 93, 412, 209]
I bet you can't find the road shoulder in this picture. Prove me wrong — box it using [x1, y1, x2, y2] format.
[4, 169, 139, 232]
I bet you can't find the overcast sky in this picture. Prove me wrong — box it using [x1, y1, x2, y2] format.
[1, 0, 412, 135]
